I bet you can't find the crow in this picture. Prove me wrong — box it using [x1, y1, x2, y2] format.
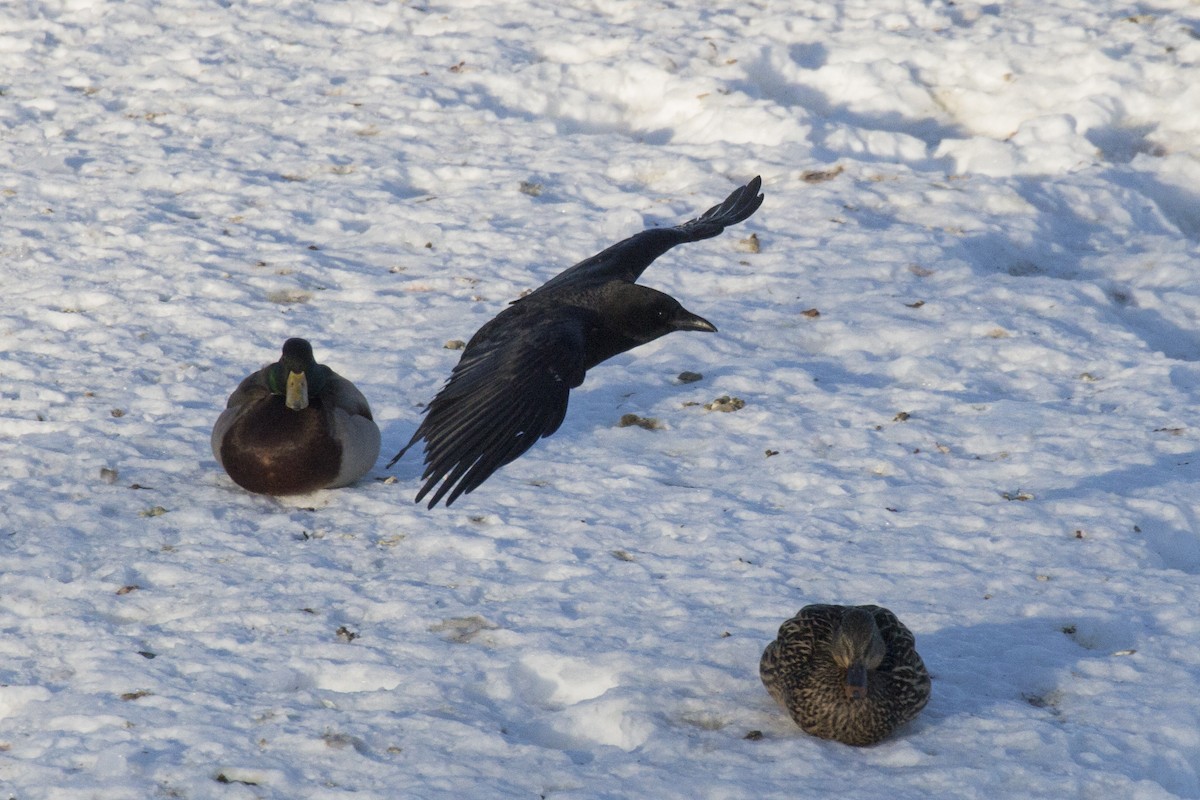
[389, 176, 764, 508]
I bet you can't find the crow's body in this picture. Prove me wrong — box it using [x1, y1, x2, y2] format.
[390, 177, 764, 507]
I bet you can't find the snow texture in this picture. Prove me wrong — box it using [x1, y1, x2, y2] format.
[2, 0, 1200, 797]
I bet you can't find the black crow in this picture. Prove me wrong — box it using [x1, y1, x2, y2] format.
[389, 176, 764, 508]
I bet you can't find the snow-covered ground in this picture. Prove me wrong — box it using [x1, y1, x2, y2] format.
[3, 0, 1200, 797]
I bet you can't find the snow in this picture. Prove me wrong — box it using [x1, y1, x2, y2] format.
[3, 0, 1200, 797]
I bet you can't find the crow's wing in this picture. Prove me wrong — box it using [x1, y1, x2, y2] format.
[389, 305, 589, 508]
[525, 176, 763, 298]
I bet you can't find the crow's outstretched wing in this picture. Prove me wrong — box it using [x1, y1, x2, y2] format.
[388, 305, 589, 508]
[389, 177, 765, 508]
[525, 176, 763, 298]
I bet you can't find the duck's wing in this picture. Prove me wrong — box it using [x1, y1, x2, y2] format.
[219, 366, 274, 410]
[867, 606, 931, 709]
[211, 365, 271, 467]
[525, 177, 763, 298]
[863, 606, 917, 670]
[323, 371, 375, 420]
[760, 604, 844, 695]
[871, 614, 932, 729]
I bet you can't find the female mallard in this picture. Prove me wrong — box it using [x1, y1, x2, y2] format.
[212, 338, 381, 495]
[759, 604, 931, 746]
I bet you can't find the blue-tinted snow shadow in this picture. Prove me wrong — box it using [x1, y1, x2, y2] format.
[1084, 121, 1160, 165]
[455, 41, 964, 169]
[804, 358, 890, 393]
[953, 163, 1193, 279]
[920, 616, 1115, 719]
[954, 172, 1200, 361]
[378, 420, 423, 484]
[1084, 101, 1200, 239]
[1035, 449, 1200, 574]
[467, 81, 673, 145]
[927, 611, 1199, 795]
[953, 178, 1113, 280]
[1101, 163, 1200, 242]
[1107, 302, 1200, 362]
[146, 187, 385, 278]
[731, 45, 964, 173]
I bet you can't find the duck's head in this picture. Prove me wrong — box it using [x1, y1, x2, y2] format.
[829, 607, 887, 701]
[266, 338, 330, 411]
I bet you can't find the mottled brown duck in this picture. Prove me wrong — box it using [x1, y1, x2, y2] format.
[760, 604, 931, 746]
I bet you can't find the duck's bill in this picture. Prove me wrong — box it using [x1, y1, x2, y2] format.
[844, 662, 869, 700]
[286, 371, 309, 410]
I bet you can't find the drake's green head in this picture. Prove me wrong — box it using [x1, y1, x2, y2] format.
[266, 338, 330, 410]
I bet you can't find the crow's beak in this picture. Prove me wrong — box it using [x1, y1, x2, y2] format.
[672, 308, 717, 333]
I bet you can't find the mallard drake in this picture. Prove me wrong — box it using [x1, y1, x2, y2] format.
[212, 338, 381, 495]
[759, 604, 931, 746]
